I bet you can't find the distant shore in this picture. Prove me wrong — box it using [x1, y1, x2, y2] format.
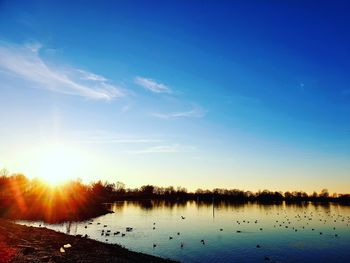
[1, 174, 349, 225]
[0, 219, 176, 263]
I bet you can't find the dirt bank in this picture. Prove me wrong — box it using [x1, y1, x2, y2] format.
[0, 219, 176, 263]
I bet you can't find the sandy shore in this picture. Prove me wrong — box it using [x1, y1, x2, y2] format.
[0, 219, 176, 263]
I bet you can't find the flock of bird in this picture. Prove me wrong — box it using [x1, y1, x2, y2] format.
[80, 208, 349, 251]
[35, 206, 350, 262]
[82, 222, 133, 241]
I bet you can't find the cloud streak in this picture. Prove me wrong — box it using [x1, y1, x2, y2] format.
[65, 130, 163, 144]
[72, 138, 162, 144]
[127, 144, 195, 154]
[135, 76, 171, 93]
[0, 42, 124, 100]
[152, 104, 207, 119]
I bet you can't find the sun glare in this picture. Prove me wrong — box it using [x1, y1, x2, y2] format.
[33, 144, 83, 185]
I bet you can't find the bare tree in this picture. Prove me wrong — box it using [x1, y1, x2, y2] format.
[0, 168, 10, 177]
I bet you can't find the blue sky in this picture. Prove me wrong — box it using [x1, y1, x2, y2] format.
[0, 0, 349, 192]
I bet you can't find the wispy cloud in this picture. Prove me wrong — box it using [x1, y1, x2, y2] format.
[135, 76, 171, 93]
[65, 130, 162, 144]
[135, 76, 207, 120]
[77, 69, 107, 82]
[127, 144, 195, 154]
[152, 104, 207, 119]
[0, 42, 124, 100]
[73, 138, 162, 144]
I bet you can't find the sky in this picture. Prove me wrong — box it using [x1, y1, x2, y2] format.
[0, 0, 349, 193]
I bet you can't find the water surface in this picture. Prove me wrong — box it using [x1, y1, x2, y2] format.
[17, 201, 350, 262]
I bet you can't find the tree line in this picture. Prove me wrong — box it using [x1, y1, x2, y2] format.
[0, 170, 111, 222]
[0, 170, 350, 217]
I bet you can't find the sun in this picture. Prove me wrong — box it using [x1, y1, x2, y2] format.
[33, 144, 83, 185]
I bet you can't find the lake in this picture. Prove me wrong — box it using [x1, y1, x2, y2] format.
[16, 200, 350, 262]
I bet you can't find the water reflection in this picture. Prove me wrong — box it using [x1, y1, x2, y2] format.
[17, 201, 350, 263]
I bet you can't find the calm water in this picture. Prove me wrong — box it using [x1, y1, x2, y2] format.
[17, 201, 350, 262]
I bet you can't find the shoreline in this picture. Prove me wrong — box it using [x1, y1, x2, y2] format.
[0, 219, 177, 263]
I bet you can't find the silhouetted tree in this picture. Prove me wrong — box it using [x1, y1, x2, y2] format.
[319, 188, 329, 199]
[1, 171, 349, 223]
[140, 185, 155, 197]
